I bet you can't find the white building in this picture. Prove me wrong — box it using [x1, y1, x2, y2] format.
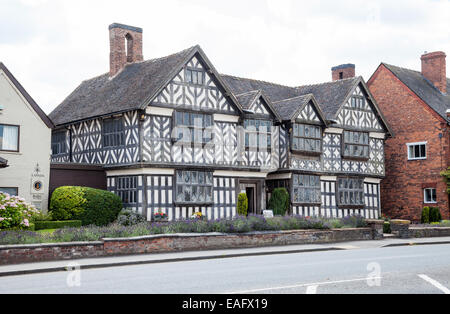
[0, 62, 54, 211]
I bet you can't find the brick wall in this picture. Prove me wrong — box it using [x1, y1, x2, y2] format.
[368, 65, 450, 222]
[0, 228, 374, 265]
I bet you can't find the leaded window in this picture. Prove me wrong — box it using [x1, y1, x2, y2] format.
[291, 124, 322, 153]
[116, 176, 138, 205]
[292, 174, 321, 204]
[350, 96, 365, 109]
[173, 111, 213, 145]
[337, 177, 365, 207]
[244, 119, 272, 149]
[343, 131, 369, 159]
[103, 118, 125, 148]
[175, 171, 213, 204]
[51, 131, 67, 155]
[185, 69, 204, 85]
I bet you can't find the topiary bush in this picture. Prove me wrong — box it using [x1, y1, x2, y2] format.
[50, 186, 122, 226]
[237, 193, 248, 216]
[429, 207, 442, 223]
[421, 207, 430, 224]
[268, 188, 290, 216]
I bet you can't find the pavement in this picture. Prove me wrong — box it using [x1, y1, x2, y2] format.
[1, 235, 450, 278]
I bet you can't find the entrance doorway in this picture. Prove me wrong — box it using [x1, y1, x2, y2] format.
[246, 186, 256, 215]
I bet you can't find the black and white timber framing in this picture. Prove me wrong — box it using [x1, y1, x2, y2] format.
[50, 43, 392, 221]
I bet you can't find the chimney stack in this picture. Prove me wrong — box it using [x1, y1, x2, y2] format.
[421, 51, 446, 94]
[332, 64, 355, 81]
[109, 23, 143, 77]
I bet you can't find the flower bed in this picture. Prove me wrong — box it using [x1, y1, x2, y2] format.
[0, 192, 38, 230]
[0, 215, 367, 245]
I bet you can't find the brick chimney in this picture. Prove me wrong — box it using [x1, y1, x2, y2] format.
[421, 51, 446, 94]
[332, 64, 355, 81]
[109, 23, 143, 77]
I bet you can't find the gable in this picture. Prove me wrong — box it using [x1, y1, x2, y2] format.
[335, 83, 384, 131]
[249, 97, 270, 115]
[297, 102, 321, 123]
[151, 55, 238, 114]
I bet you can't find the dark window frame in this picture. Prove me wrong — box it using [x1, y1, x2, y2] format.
[291, 174, 321, 205]
[172, 111, 214, 147]
[102, 117, 125, 148]
[175, 170, 214, 206]
[244, 119, 272, 151]
[350, 96, 366, 109]
[0, 187, 18, 196]
[116, 176, 138, 206]
[185, 67, 205, 86]
[291, 123, 322, 155]
[337, 177, 365, 208]
[51, 130, 67, 156]
[342, 130, 370, 160]
[0, 123, 20, 153]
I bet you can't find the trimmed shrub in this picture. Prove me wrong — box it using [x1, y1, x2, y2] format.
[268, 188, 290, 216]
[117, 209, 146, 226]
[237, 193, 248, 216]
[429, 207, 442, 223]
[50, 186, 122, 226]
[35, 220, 82, 230]
[421, 207, 430, 224]
[383, 221, 391, 234]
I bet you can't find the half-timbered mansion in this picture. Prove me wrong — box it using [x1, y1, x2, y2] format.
[49, 23, 392, 221]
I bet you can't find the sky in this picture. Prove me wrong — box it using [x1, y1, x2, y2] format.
[0, 0, 449, 114]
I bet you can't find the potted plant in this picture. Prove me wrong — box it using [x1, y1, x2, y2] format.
[154, 211, 169, 222]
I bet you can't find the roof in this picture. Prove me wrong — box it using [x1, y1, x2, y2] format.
[235, 90, 260, 110]
[272, 94, 316, 121]
[381, 63, 450, 122]
[0, 63, 54, 129]
[0, 156, 8, 168]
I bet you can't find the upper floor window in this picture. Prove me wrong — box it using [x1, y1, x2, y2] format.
[244, 119, 272, 149]
[343, 131, 369, 159]
[407, 142, 427, 160]
[292, 174, 321, 204]
[292, 124, 322, 154]
[185, 69, 204, 86]
[424, 188, 437, 204]
[173, 111, 213, 145]
[51, 131, 67, 155]
[175, 170, 213, 204]
[103, 118, 125, 148]
[337, 177, 365, 207]
[0, 124, 19, 152]
[350, 96, 365, 109]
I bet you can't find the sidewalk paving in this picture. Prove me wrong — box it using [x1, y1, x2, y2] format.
[1, 236, 450, 277]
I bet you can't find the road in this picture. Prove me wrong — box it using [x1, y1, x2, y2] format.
[1, 244, 450, 294]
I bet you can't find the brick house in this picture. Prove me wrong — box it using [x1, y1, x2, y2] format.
[368, 51, 450, 222]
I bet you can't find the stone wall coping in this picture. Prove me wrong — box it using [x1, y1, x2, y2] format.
[410, 226, 450, 230]
[0, 241, 103, 251]
[390, 219, 411, 225]
[365, 219, 385, 224]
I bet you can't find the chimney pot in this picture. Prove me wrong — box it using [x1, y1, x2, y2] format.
[331, 64, 355, 81]
[109, 23, 143, 77]
[421, 51, 446, 94]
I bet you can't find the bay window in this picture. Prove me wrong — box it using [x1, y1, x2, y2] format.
[291, 124, 322, 154]
[337, 177, 365, 207]
[244, 119, 272, 149]
[173, 111, 213, 145]
[175, 170, 213, 204]
[292, 174, 321, 204]
[343, 131, 369, 159]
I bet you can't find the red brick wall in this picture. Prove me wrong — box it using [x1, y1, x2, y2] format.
[368, 65, 450, 222]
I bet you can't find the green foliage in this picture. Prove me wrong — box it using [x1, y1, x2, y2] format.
[34, 220, 82, 230]
[429, 207, 442, 223]
[50, 187, 86, 221]
[268, 188, 290, 216]
[421, 207, 430, 224]
[117, 209, 146, 226]
[237, 193, 248, 216]
[441, 168, 450, 194]
[50, 186, 122, 226]
[383, 222, 391, 234]
[0, 192, 39, 230]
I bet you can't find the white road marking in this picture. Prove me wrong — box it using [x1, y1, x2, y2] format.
[226, 277, 382, 294]
[306, 285, 318, 294]
[418, 274, 450, 294]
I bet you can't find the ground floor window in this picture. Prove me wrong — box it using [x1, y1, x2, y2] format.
[424, 188, 437, 204]
[0, 187, 18, 196]
[116, 177, 138, 205]
[292, 174, 321, 204]
[337, 177, 364, 207]
[175, 170, 213, 205]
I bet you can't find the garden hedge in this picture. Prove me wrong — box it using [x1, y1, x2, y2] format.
[34, 220, 82, 231]
[50, 186, 122, 226]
